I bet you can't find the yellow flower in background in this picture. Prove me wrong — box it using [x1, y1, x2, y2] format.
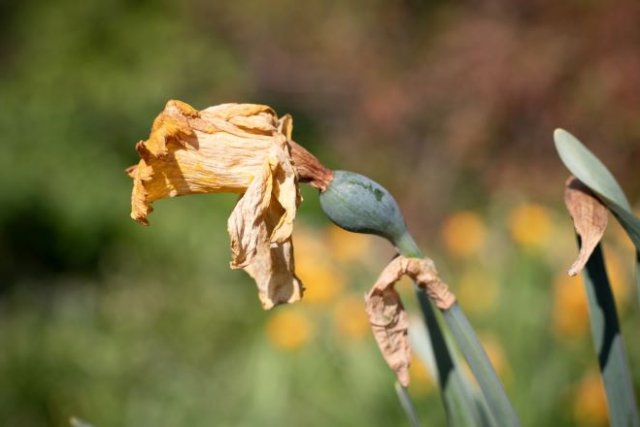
[408, 359, 435, 397]
[441, 211, 487, 257]
[552, 274, 588, 339]
[573, 372, 608, 427]
[603, 246, 632, 308]
[333, 295, 370, 340]
[508, 203, 553, 248]
[456, 269, 499, 315]
[294, 227, 346, 304]
[296, 257, 346, 304]
[127, 100, 302, 309]
[480, 334, 510, 383]
[610, 218, 635, 251]
[328, 225, 373, 262]
[265, 308, 314, 351]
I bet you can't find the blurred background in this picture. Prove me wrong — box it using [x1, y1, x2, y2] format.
[1, 0, 639, 425]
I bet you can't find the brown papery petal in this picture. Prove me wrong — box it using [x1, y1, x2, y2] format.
[228, 158, 274, 269]
[564, 176, 609, 276]
[366, 257, 412, 387]
[240, 195, 304, 309]
[366, 256, 458, 386]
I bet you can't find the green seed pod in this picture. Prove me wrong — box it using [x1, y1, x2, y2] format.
[319, 170, 409, 245]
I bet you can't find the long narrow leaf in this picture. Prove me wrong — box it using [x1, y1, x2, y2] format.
[578, 242, 639, 427]
[443, 304, 520, 427]
[395, 382, 421, 427]
[417, 291, 486, 426]
[410, 300, 492, 427]
[397, 232, 517, 426]
[554, 129, 631, 211]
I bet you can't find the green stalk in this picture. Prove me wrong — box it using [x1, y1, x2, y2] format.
[394, 382, 421, 427]
[415, 290, 488, 426]
[579, 241, 639, 427]
[397, 231, 520, 427]
[398, 231, 483, 426]
[443, 305, 519, 427]
[636, 250, 640, 310]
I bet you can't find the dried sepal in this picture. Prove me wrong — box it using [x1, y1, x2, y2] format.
[564, 176, 609, 276]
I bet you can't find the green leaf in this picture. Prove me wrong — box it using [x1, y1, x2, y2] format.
[394, 382, 421, 427]
[554, 129, 639, 425]
[553, 129, 631, 211]
[410, 303, 492, 427]
[554, 128, 640, 304]
[578, 242, 639, 427]
[397, 233, 519, 426]
[443, 305, 520, 427]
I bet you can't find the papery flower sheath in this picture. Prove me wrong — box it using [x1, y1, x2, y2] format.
[127, 100, 304, 309]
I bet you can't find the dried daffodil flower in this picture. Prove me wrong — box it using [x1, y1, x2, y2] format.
[127, 100, 331, 309]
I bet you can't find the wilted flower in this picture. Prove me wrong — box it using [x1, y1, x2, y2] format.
[128, 100, 312, 309]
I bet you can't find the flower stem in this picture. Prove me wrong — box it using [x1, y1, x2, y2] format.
[580, 242, 639, 427]
[394, 382, 421, 427]
[396, 231, 520, 427]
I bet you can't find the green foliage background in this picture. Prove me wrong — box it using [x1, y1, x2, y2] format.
[0, 0, 639, 425]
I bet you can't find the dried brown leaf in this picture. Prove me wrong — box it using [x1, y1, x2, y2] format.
[366, 256, 456, 386]
[564, 176, 608, 276]
[366, 259, 411, 387]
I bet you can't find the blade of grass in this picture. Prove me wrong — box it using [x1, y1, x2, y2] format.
[397, 232, 518, 426]
[578, 241, 639, 427]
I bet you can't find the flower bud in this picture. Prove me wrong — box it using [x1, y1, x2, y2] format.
[319, 170, 409, 245]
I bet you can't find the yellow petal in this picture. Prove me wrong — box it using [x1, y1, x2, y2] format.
[129, 100, 291, 225]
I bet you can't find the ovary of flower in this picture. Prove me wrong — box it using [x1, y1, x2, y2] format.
[128, 100, 303, 309]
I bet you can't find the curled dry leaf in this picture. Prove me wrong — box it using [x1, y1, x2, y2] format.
[128, 100, 304, 309]
[366, 256, 456, 387]
[564, 176, 609, 276]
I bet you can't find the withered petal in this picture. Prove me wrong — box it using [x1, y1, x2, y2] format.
[228, 158, 274, 269]
[564, 176, 609, 276]
[366, 256, 457, 386]
[128, 100, 303, 308]
[366, 258, 412, 387]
